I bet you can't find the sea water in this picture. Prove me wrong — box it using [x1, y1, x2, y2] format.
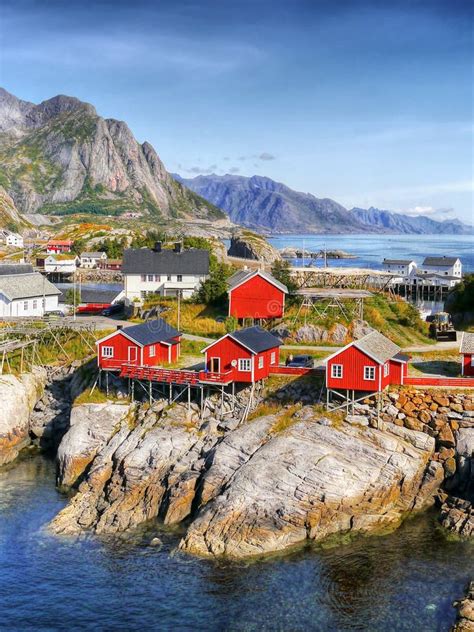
[0, 454, 472, 631]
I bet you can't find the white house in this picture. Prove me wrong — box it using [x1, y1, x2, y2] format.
[122, 242, 210, 302]
[44, 254, 79, 274]
[418, 256, 462, 278]
[382, 259, 417, 280]
[80, 251, 107, 269]
[6, 233, 24, 248]
[0, 272, 61, 317]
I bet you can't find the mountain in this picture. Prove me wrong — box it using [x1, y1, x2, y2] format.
[351, 206, 473, 235]
[174, 174, 366, 233]
[0, 88, 224, 222]
[177, 173, 473, 235]
[0, 186, 29, 232]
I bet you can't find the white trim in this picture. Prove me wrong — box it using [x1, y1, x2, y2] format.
[102, 346, 114, 358]
[238, 358, 252, 372]
[331, 364, 343, 379]
[96, 328, 145, 348]
[168, 345, 171, 363]
[128, 346, 138, 362]
[210, 356, 221, 372]
[228, 270, 288, 295]
[364, 366, 376, 381]
[324, 338, 397, 367]
[258, 356, 264, 369]
[202, 333, 256, 355]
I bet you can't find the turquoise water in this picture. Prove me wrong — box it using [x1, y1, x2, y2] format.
[0, 453, 472, 631]
[269, 234, 474, 272]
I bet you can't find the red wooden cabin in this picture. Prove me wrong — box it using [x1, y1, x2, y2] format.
[96, 319, 181, 371]
[46, 239, 73, 254]
[460, 332, 474, 377]
[228, 270, 288, 321]
[325, 330, 409, 392]
[202, 326, 282, 383]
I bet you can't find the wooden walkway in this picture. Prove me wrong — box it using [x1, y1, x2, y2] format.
[404, 376, 474, 388]
[118, 364, 234, 386]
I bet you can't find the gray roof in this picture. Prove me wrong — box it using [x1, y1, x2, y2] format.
[393, 352, 410, 363]
[0, 273, 61, 301]
[122, 248, 210, 275]
[81, 252, 106, 259]
[422, 256, 460, 266]
[0, 264, 34, 275]
[460, 332, 474, 354]
[383, 259, 414, 265]
[227, 269, 288, 294]
[80, 289, 122, 304]
[354, 330, 401, 364]
[230, 326, 283, 353]
[415, 273, 460, 281]
[120, 319, 180, 346]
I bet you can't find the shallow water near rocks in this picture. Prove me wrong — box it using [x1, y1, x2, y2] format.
[0, 454, 472, 631]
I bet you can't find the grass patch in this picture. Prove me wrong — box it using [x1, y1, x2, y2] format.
[73, 388, 109, 406]
[270, 404, 302, 433]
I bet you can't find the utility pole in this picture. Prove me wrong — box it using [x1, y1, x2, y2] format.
[177, 289, 181, 331]
[73, 269, 77, 321]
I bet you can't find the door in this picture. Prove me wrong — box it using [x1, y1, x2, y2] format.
[210, 357, 220, 373]
[128, 346, 138, 363]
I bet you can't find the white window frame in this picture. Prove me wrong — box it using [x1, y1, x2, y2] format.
[331, 364, 343, 379]
[102, 346, 114, 358]
[238, 358, 252, 372]
[471, 355, 474, 367]
[364, 366, 376, 381]
[141, 274, 147, 282]
[33, 299, 38, 309]
[258, 356, 264, 369]
[23, 301, 28, 310]
[270, 352, 276, 365]
[384, 362, 390, 377]
[147, 274, 154, 282]
[177, 274, 183, 282]
[149, 345, 156, 358]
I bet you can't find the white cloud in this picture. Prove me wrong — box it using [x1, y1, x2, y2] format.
[400, 205, 456, 218]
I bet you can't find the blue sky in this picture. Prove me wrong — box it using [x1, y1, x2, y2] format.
[1, 0, 472, 222]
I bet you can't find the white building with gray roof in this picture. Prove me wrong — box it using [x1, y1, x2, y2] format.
[0, 272, 61, 317]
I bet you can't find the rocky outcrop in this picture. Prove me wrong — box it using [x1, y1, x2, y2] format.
[227, 231, 280, 264]
[50, 397, 438, 559]
[0, 369, 46, 466]
[452, 581, 474, 631]
[56, 403, 132, 489]
[440, 497, 474, 538]
[272, 321, 373, 345]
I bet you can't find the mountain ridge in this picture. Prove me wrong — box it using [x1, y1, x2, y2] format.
[176, 173, 473, 235]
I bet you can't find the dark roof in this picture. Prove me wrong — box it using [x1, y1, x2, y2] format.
[122, 248, 210, 275]
[120, 319, 180, 346]
[0, 264, 34, 275]
[227, 269, 288, 294]
[80, 289, 122, 304]
[393, 352, 410, 363]
[422, 256, 460, 266]
[382, 259, 414, 265]
[229, 326, 283, 353]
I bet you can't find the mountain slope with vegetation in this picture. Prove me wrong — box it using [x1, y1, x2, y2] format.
[0, 88, 224, 223]
[176, 173, 473, 235]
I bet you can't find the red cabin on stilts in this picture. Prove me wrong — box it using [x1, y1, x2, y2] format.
[202, 326, 282, 383]
[96, 318, 181, 371]
[460, 332, 474, 377]
[227, 270, 288, 321]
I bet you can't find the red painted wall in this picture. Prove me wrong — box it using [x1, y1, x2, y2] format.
[463, 353, 474, 376]
[229, 275, 285, 319]
[98, 332, 181, 369]
[326, 346, 381, 391]
[205, 335, 280, 383]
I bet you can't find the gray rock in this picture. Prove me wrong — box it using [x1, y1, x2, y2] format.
[345, 415, 369, 427]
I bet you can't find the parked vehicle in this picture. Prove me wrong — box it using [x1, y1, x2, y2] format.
[101, 303, 124, 317]
[44, 310, 65, 319]
[286, 354, 314, 368]
[427, 312, 457, 341]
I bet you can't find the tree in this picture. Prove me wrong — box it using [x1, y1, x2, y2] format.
[195, 261, 233, 305]
[65, 288, 81, 307]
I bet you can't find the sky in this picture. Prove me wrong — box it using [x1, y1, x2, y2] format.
[0, 0, 473, 223]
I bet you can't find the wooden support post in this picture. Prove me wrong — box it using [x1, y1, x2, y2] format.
[106, 371, 109, 396]
[187, 384, 191, 412]
[149, 380, 152, 406]
[131, 379, 135, 403]
[346, 389, 349, 414]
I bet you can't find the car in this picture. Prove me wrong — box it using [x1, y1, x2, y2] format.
[286, 354, 314, 368]
[101, 303, 124, 317]
[44, 310, 65, 319]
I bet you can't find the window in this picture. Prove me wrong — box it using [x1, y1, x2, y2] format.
[23, 301, 28, 310]
[331, 364, 343, 379]
[384, 362, 390, 377]
[270, 352, 276, 365]
[258, 356, 264, 369]
[148, 274, 153, 282]
[154, 275, 160, 282]
[141, 274, 147, 282]
[140, 291, 147, 298]
[167, 275, 172, 281]
[102, 346, 114, 358]
[149, 345, 156, 358]
[177, 274, 183, 282]
[471, 356, 474, 367]
[364, 366, 376, 381]
[33, 299, 38, 309]
[238, 358, 251, 372]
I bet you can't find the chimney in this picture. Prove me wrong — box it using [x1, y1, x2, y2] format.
[153, 241, 162, 253]
[116, 325, 123, 330]
[174, 242, 182, 253]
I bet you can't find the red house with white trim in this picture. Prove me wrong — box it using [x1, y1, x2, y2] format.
[228, 270, 288, 321]
[460, 332, 474, 376]
[325, 330, 409, 392]
[202, 326, 282, 383]
[96, 319, 181, 371]
[46, 239, 74, 254]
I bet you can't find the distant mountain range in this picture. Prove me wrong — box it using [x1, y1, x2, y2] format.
[176, 173, 474, 235]
[0, 88, 223, 222]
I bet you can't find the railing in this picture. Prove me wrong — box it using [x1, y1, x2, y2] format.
[198, 370, 233, 384]
[404, 376, 474, 387]
[269, 365, 321, 376]
[118, 363, 234, 385]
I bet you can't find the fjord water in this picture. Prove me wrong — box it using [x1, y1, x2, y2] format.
[1, 454, 472, 631]
[269, 234, 474, 272]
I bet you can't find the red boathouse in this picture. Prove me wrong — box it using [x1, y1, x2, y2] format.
[96, 319, 181, 370]
[228, 270, 288, 321]
[202, 326, 282, 383]
[460, 332, 474, 377]
[325, 330, 409, 392]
